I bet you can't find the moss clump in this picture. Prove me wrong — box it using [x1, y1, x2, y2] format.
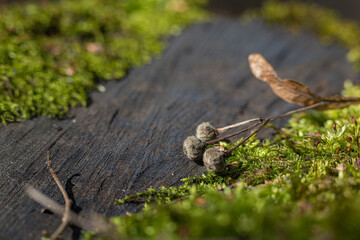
[0, 0, 207, 124]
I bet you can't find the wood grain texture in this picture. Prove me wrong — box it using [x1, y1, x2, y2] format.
[0, 19, 359, 239]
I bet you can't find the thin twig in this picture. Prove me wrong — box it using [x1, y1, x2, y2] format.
[207, 102, 328, 147]
[269, 102, 328, 121]
[46, 151, 72, 240]
[206, 122, 262, 145]
[217, 118, 262, 133]
[225, 119, 270, 154]
[209, 102, 329, 153]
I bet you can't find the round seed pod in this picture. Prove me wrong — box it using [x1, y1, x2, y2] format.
[203, 148, 226, 172]
[196, 122, 218, 142]
[183, 136, 206, 163]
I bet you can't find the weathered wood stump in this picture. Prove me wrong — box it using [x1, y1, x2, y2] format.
[0, 19, 359, 239]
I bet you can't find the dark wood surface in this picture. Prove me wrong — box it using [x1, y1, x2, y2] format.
[208, 0, 360, 22]
[0, 19, 359, 240]
[2, 1, 360, 23]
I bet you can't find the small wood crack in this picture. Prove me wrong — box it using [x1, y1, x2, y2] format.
[108, 109, 119, 130]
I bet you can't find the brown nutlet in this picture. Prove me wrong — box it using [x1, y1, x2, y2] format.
[203, 148, 226, 172]
[183, 136, 206, 162]
[196, 122, 218, 142]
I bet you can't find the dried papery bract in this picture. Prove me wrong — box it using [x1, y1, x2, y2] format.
[248, 53, 360, 110]
[249, 53, 321, 107]
[248, 53, 277, 81]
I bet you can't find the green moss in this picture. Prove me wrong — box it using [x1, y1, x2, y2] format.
[0, 0, 207, 124]
[82, 2, 360, 239]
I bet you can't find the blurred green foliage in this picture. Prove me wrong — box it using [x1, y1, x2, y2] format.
[0, 0, 207, 124]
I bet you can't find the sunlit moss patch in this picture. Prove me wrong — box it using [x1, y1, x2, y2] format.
[0, 0, 207, 124]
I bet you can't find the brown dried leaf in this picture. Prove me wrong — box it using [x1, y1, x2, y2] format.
[248, 53, 360, 110]
[249, 53, 321, 106]
[248, 53, 277, 81]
